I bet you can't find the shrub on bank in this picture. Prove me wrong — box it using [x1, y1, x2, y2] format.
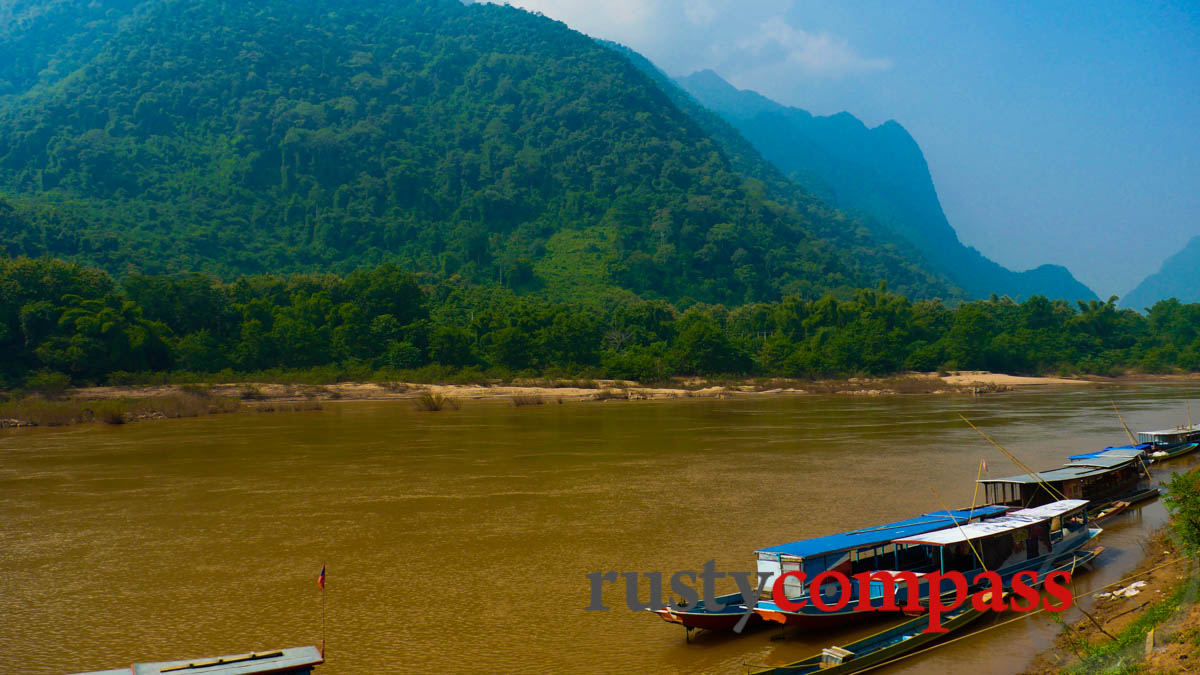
[413, 393, 459, 411]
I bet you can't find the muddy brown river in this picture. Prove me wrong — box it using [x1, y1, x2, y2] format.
[2, 384, 1197, 674]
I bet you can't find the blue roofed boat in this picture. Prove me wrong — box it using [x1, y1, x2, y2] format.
[753, 507, 1010, 592]
[71, 646, 323, 675]
[753, 500, 1099, 629]
[648, 506, 1009, 633]
[747, 546, 1102, 674]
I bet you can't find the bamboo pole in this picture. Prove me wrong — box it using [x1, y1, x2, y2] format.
[928, 486, 987, 571]
[968, 458, 984, 519]
[958, 414, 1068, 502]
[1112, 400, 1138, 446]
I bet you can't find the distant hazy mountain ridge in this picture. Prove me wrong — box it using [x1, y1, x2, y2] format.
[675, 69, 1097, 302]
[1123, 236, 1200, 308]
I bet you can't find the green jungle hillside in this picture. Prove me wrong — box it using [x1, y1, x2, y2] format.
[0, 0, 954, 305]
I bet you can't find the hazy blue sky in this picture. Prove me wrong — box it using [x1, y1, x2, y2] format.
[491, 0, 1199, 298]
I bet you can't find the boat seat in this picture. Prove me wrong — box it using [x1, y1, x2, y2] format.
[820, 646, 854, 667]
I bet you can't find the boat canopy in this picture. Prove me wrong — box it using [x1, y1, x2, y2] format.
[755, 506, 1009, 559]
[891, 500, 1088, 547]
[1067, 455, 1142, 469]
[1068, 445, 1147, 461]
[977, 460, 1135, 485]
[1137, 425, 1200, 444]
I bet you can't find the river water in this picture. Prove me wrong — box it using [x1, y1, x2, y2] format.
[2, 384, 1197, 674]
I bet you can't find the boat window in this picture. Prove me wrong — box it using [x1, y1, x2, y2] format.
[1064, 512, 1085, 531]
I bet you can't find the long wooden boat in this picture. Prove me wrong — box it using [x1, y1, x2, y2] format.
[1148, 441, 1200, 461]
[1090, 480, 1160, 524]
[1136, 424, 1200, 454]
[648, 591, 759, 631]
[753, 500, 1099, 627]
[71, 646, 323, 675]
[648, 506, 1010, 633]
[749, 597, 992, 675]
[747, 547, 1101, 675]
[981, 454, 1152, 511]
[1092, 500, 1129, 524]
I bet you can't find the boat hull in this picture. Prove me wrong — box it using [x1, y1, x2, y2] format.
[753, 606, 881, 629]
[648, 591, 759, 631]
[751, 601, 988, 674]
[650, 607, 761, 631]
[749, 548, 1101, 675]
[1151, 442, 1200, 461]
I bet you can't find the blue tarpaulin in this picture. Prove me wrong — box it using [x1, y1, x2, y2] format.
[1068, 444, 1148, 461]
[756, 506, 1009, 559]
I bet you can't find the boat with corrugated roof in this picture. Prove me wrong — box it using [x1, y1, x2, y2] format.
[980, 454, 1157, 516]
[1135, 423, 1200, 459]
[746, 546, 1102, 674]
[647, 506, 1009, 633]
[753, 500, 1099, 628]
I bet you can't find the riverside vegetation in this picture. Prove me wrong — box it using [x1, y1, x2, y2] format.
[1, 256, 1198, 392]
[1026, 469, 1200, 674]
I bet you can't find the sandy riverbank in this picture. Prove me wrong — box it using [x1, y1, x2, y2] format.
[5, 370, 1167, 428]
[61, 371, 1096, 404]
[940, 371, 1087, 386]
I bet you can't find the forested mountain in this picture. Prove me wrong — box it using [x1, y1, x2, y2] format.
[0, 0, 957, 305]
[675, 69, 1097, 302]
[1123, 236, 1200, 309]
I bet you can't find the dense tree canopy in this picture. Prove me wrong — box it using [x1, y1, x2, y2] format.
[2, 257, 1196, 388]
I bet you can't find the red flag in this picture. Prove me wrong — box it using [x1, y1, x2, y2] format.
[317, 564, 326, 590]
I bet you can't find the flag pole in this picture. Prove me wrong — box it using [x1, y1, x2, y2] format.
[319, 562, 327, 658]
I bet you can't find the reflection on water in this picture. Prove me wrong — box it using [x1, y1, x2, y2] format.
[1, 385, 1197, 674]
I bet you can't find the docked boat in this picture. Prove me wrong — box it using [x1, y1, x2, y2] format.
[1135, 424, 1200, 458]
[750, 596, 994, 675]
[753, 500, 1099, 628]
[978, 454, 1156, 514]
[649, 590, 759, 632]
[747, 547, 1102, 675]
[647, 506, 1009, 633]
[1147, 441, 1200, 461]
[71, 646, 323, 675]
